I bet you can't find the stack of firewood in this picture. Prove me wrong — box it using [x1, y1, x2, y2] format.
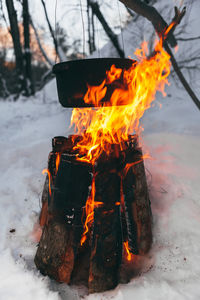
[35, 135, 152, 293]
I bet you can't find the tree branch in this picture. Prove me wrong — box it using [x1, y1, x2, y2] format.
[176, 36, 200, 42]
[30, 17, 53, 67]
[119, 0, 177, 47]
[164, 43, 200, 111]
[88, 0, 125, 58]
[119, 0, 200, 111]
[41, 0, 62, 61]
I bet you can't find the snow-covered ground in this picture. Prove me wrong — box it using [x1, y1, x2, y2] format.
[1, 1, 200, 299]
[0, 74, 199, 300]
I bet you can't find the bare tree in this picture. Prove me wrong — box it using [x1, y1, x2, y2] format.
[119, 0, 200, 111]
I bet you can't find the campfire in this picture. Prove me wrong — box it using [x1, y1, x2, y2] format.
[35, 38, 171, 293]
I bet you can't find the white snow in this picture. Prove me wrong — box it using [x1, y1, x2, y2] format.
[0, 1, 200, 299]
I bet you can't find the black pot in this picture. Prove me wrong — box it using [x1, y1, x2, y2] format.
[52, 58, 135, 108]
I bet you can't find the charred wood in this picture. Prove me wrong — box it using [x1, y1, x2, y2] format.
[89, 171, 122, 293]
[35, 137, 92, 283]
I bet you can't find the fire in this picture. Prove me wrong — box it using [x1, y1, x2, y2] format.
[73, 38, 171, 246]
[42, 168, 52, 197]
[80, 175, 103, 246]
[42, 153, 61, 198]
[71, 39, 171, 164]
[56, 153, 61, 173]
[124, 241, 133, 261]
[123, 153, 152, 177]
[41, 34, 172, 251]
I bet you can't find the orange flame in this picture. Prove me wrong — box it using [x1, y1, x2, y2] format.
[123, 153, 152, 177]
[163, 21, 176, 39]
[42, 153, 60, 198]
[80, 176, 103, 245]
[71, 39, 171, 164]
[72, 38, 171, 245]
[56, 153, 61, 173]
[42, 169, 52, 197]
[124, 241, 133, 261]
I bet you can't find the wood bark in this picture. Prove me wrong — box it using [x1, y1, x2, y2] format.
[123, 149, 152, 255]
[89, 171, 122, 293]
[88, 0, 125, 58]
[35, 147, 92, 283]
[35, 135, 152, 293]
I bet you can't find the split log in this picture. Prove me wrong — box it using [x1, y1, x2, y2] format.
[35, 139, 92, 283]
[122, 146, 152, 255]
[89, 170, 122, 293]
[39, 175, 48, 226]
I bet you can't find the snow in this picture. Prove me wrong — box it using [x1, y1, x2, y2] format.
[1, 77, 199, 300]
[1, 1, 200, 299]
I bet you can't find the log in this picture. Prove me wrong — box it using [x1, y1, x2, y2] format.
[122, 146, 152, 255]
[35, 134, 152, 292]
[89, 170, 122, 293]
[35, 137, 92, 283]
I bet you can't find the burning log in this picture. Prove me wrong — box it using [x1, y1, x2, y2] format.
[35, 134, 152, 292]
[89, 170, 122, 293]
[35, 136, 92, 283]
[86, 136, 152, 292]
[122, 145, 152, 255]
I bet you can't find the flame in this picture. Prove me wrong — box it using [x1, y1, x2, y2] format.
[42, 152, 61, 199]
[80, 176, 103, 245]
[124, 241, 133, 261]
[42, 168, 52, 197]
[71, 39, 171, 164]
[123, 153, 152, 177]
[163, 21, 176, 39]
[56, 153, 61, 173]
[71, 38, 172, 245]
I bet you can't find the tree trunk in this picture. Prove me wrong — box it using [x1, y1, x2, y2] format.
[5, 0, 25, 94]
[23, 0, 35, 96]
[87, 1, 96, 54]
[88, 0, 125, 58]
[41, 0, 63, 62]
[30, 17, 53, 67]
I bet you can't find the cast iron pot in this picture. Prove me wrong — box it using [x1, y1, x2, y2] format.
[52, 58, 135, 108]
